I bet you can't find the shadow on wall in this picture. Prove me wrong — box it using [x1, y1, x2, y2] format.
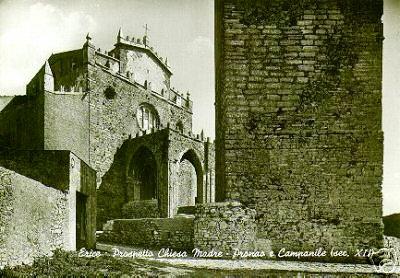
[96, 131, 168, 230]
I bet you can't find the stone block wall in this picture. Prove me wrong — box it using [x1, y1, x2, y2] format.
[122, 199, 160, 219]
[383, 214, 400, 238]
[47, 49, 87, 92]
[383, 236, 400, 266]
[117, 46, 171, 95]
[97, 127, 214, 228]
[0, 167, 71, 268]
[88, 49, 193, 181]
[98, 217, 194, 250]
[0, 150, 97, 255]
[194, 201, 257, 255]
[96, 129, 170, 228]
[215, 0, 384, 258]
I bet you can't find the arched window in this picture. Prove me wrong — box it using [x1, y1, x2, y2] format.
[137, 103, 160, 131]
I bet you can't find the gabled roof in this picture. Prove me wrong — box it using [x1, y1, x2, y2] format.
[113, 29, 172, 76]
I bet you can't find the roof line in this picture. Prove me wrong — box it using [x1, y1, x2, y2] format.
[113, 40, 172, 75]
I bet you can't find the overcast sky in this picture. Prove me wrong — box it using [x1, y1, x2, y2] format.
[0, 0, 399, 215]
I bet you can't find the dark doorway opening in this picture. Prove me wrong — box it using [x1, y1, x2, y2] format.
[128, 146, 158, 201]
[76, 192, 87, 249]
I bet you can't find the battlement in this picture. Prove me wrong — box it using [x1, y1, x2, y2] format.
[130, 123, 211, 144]
[114, 29, 171, 75]
[94, 47, 193, 112]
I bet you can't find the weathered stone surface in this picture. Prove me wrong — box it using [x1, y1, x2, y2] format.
[215, 0, 384, 261]
[194, 202, 257, 255]
[0, 167, 69, 268]
[0, 150, 97, 264]
[122, 199, 160, 219]
[98, 217, 194, 250]
[0, 32, 215, 236]
[97, 128, 214, 228]
[383, 236, 400, 266]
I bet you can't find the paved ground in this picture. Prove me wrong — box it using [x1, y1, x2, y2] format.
[96, 243, 400, 276]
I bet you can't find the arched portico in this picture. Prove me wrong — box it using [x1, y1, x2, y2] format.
[127, 146, 158, 202]
[175, 149, 204, 213]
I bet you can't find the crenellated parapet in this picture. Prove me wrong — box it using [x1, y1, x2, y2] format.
[92, 42, 192, 112]
[129, 123, 211, 145]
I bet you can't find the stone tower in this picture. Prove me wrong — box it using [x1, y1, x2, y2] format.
[215, 0, 384, 258]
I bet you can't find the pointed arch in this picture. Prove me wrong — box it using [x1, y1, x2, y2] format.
[179, 149, 204, 204]
[127, 146, 158, 201]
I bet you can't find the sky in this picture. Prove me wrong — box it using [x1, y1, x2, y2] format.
[0, 0, 399, 215]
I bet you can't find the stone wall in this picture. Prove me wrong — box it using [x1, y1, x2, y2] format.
[0, 150, 97, 253]
[98, 217, 194, 250]
[215, 0, 384, 258]
[117, 45, 171, 95]
[0, 167, 71, 268]
[0, 95, 44, 149]
[383, 236, 400, 266]
[122, 199, 160, 219]
[48, 49, 87, 92]
[88, 44, 193, 181]
[97, 128, 214, 228]
[194, 201, 257, 255]
[44, 92, 90, 163]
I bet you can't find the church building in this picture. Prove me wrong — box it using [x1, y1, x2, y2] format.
[0, 29, 215, 229]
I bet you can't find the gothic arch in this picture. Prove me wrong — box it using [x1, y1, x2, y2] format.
[179, 149, 204, 204]
[136, 103, 160, 131]
[127, 146, 158, 201]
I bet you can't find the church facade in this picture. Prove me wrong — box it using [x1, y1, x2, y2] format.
[0, 30, 215, 229]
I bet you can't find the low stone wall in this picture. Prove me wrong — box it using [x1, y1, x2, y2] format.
[194, 201, 257, 255]
[0, 167, 71, 268]
[122, 199, 160, 219]
[384, 236, 400, 266]
[98, 216, 194, 250]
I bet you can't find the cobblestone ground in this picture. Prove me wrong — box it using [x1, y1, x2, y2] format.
[97, 243, 400, 277]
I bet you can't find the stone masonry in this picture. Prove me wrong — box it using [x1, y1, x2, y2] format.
[215, 0, 384, 261]
[0, 150, 97, 254]
[97, 127, 214, 228]
[0, 29, 215, 233]
[194, 201, 257, 256]
[0, 167, 69, 268]
[98, 216, 194, 251]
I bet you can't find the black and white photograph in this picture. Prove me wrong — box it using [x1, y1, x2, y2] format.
[0, 0, 399, 276]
